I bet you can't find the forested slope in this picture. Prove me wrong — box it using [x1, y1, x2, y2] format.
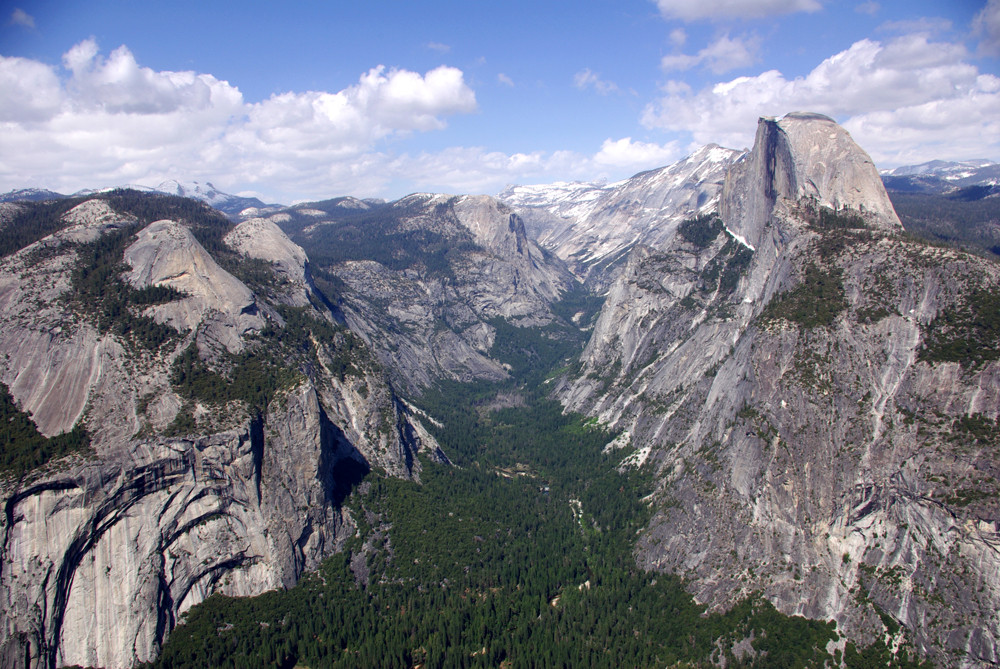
[150, 306, 928, 669]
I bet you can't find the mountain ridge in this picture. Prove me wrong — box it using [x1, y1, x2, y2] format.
[500, 143, 741, 289]
[0, 191, 441, 668]
[1, 114, 999, 668]
[0, 182, 284, 221]
[555, 112, 1000, 666]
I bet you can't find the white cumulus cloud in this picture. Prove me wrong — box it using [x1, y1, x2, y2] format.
[642, 33, 1000, 164]
[0, 40, 479, 201]
[654, 0, 821, 21]
[61, 38, 242, 115]
[593, 137, 682, 170]
[0, 56, 63, 122]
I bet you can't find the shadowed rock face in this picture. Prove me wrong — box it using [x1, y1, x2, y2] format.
[0, 199, 437, 668]
[560, 113, 1000, 666]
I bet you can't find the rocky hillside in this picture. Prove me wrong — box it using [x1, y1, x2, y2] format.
[2, 113, 998, 669]
[272, 193, 578, 393]
[500, 144, 741, 289]
[0, 192, 440, 669]
[557, 112, 1000, 666]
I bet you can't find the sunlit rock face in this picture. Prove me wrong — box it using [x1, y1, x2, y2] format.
[560, 113, 999, 667]
[721, 112, 901, 253]
[223, 216, 312, 306]
[0, 199, 436, 668]
[501, 143, 742, 289]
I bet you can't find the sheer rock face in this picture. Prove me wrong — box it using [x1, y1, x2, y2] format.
[500, 144, 742, 288]
[0, 201, 432, 669]
[0, 228, 107, 438]
[449, 194, 570, 314]
[560, 114, 999, 666]
[333, 258, 510, 390]
[721, 112, 901, 252]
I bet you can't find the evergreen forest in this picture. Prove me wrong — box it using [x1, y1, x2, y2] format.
[147, 315, 929, 669]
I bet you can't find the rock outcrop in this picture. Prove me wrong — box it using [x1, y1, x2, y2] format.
[125, 219, 265, 353]
[559, 113, 1000, 666]
[0, 195, 434, 668]
[223, 217, 312, 307]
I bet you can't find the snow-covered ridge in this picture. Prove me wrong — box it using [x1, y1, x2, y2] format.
[879, 159, 1000, 196]
[881, 159, 996, 179]
[499, 143, 743, 286]
[67, 180, 283, 219]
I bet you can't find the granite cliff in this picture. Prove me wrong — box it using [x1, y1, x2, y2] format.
[0, 193, 438, 668]
[558, 113, 1000, 666]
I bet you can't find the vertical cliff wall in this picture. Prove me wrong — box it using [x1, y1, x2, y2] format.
[561, 113, 1000, 666]
[0, 198, 436, 668]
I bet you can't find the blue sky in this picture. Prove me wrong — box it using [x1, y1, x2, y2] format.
[1, 0, 998, 203]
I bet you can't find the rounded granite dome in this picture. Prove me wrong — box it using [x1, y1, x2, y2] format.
[781, 111, 836, 123]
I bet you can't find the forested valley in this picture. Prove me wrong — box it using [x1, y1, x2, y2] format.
[145, 311, 928, 669]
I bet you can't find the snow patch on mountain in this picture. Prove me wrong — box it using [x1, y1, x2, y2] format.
[500, 144, 743, 287]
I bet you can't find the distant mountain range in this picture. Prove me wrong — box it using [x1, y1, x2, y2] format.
[874, 160, 1000, 258]
[0, 180, 283, 219]
[880, 159, 999, 199]
[3, 158, 997, 222]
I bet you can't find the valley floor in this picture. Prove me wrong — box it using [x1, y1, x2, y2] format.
[149, 380, 928, 669]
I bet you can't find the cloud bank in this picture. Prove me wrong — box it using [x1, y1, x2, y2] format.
[0, 40, 481, 201]
[642, 34, 1000, 165]
[0, 41, 676, 200]
[1, 27, 997, 202]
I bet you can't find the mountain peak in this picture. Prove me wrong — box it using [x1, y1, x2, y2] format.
[722, 112, 901, 250]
